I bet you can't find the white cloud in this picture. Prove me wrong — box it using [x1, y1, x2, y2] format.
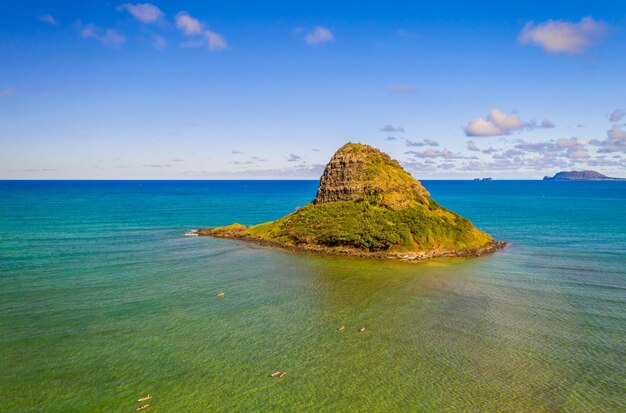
[556, 137, 587, 148]
[175, 12, 227, 51]
[176, 12, 203, 35]
[206, 30, 228, 50]
[287, 153, 302, 162]
[609, 109, 625, 122]
[389, 86, 417, 94]
[464, 109, 548, 137]
[518, 16, 607, 55]
[565, 148, 590, 159]
[591, 125, 626, 152]
[608, 126, 626, 140]
[465, 117, 503, 137]
[305, 26, 334, 45]
[423, 139, 439, 147]
[37, 14, 60, 26]
[0, 88, 15, 97]
[488, 109, 524, 131]
[117, 3, 163, 24]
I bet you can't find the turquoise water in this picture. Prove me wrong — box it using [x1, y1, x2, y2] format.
[0, 180, 624, 412]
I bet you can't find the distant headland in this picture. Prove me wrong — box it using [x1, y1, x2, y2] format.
[543, 170, 626, 181]
[197, 143, 506, 261]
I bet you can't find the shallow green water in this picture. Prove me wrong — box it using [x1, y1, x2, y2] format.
[1, 181, 624, 412]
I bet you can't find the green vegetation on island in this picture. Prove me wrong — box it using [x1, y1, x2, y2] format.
[199, 143, 505, 260]
[543, 170, 626, 181]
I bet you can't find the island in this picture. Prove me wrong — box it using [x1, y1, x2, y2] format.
[198, 143, 506, 261]
[543, 170, 626, 181]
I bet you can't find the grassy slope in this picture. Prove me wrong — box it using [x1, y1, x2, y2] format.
[204, 143, 494, 255]
[210, 198, 493, 254]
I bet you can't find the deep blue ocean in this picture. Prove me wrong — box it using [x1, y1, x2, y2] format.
[1, 180, 624, 412]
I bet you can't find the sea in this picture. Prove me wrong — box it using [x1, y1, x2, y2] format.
[0, 180, 624, 412]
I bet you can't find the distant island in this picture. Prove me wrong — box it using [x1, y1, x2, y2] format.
[198, 143, 506, 261]
[543, 170, 626, 181]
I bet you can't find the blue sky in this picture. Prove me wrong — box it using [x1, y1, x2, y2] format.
[1, 0, 625, 179]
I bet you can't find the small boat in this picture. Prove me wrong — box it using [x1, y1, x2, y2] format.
[270, 371, 281, 377]
[338, 325, 345, 332]
[137, 395, 151, 402]
[216, 291, 225, 298]
[184, 229, 199, 236]
[136, 404, 149, 411]
[279, 372, 287, 378]
[358, 327, 366, 332]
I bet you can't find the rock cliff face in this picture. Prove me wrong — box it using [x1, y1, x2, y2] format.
[314, 143, 430, 209]
[199, 142, 505, 261]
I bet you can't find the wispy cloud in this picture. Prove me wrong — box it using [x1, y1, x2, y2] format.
[406, 139, 439, 147]
[389, 86, 417, 94]
[152, 34, 166, 50]
[609, 108, 625, 123]
[79, 22, 98, 39]
[117, 3, 164, 24]
[467, 141, 480, 151]
[205, 30, 228, 50]
[590, 126, 626, 153]
[305, 26, 334, 45]
[405, 149, 476, 160]
[175, 11, 228, 51]
[185, 163, 325, 179]
[0, 88, 15, 97]
[37, 14, 60, 26]
[539, 119, 555, 129]
[287, 153, 302, 162]
[380, 125, 405, 133]
[518, 16, 608, 55]
[78, 21, 126, 46]
[101, 29, 126, 46]
[176, 12, 203, 35]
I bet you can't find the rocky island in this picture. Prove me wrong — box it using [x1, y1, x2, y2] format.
[198, 143, 506, 261]
[543, 170, 626, 181]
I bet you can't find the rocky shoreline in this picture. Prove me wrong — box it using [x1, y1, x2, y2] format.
[197, 228, 508, 262]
